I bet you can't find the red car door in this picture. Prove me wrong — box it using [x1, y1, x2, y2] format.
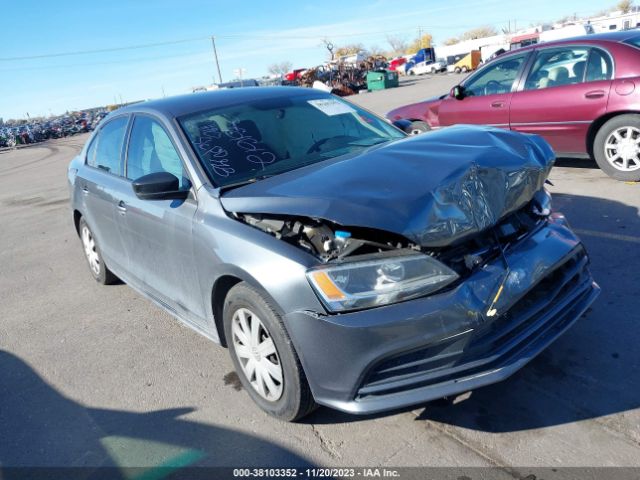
[438, 52, 530, 128]
[509, 46, 613, 154]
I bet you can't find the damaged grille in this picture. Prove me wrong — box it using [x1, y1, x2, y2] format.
[356, 247, 591, 400]
[434, 201, 545, 275]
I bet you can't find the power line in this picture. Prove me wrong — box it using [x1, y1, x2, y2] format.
[0, 36, 211, 61]
[0, 49, 212, 72]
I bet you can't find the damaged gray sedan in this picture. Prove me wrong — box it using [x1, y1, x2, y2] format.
[68, 87, 600, 421]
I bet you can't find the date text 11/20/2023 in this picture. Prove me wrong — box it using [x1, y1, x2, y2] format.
[232, 467, 400, 477]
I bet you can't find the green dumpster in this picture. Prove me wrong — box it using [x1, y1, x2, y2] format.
[366, 70, 399, 91]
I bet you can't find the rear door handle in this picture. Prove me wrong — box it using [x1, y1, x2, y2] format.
[116, 200, 127, 214]
[81, 186, 89, 195]
[585, 90, 605, 99]
[491, 101, 505, 108]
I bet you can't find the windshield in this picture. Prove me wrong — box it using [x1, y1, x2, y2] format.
[623, 34, 640, 49]
[178, 91, 405, 187]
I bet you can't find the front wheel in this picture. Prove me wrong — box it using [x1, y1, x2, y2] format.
[593, 115, 640, 181]
[454, 67, 461, 74]
[405, 121, 430, 135]
[224, 283, 316, 421]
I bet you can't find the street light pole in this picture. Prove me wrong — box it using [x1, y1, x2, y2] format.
[211, 36, 223, 84]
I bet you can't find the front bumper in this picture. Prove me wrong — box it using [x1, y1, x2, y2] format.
[283, 220, 600, 415]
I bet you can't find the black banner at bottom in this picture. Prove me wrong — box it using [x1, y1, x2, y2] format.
[1, 467, 639, 480]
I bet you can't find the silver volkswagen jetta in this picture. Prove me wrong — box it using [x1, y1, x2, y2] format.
[68, 87, 599, 421]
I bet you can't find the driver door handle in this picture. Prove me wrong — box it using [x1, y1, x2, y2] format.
[116, 200, 127, 215]
[585, 90, 605, 99]
[491, 101, 505, 108]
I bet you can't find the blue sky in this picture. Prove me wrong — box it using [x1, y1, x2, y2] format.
[1, 0, 608, 119]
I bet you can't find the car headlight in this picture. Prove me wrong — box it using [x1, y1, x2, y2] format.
[306, 252, 459, 312]
[532, 188, 552, 217]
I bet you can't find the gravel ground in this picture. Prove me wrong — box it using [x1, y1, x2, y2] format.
[1, 74, 639, 475]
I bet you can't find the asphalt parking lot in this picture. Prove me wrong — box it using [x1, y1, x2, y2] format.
[1, 74, 639, 474]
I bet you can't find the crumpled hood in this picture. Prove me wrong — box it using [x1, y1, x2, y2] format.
[220, 125, 555, 247]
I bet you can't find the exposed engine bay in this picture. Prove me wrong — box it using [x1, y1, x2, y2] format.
[234, 188, 552, 276]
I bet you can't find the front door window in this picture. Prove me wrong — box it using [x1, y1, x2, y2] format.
[463, 54, 526, 97]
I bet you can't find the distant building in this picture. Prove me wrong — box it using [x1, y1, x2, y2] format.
[588, 9, 640, 32]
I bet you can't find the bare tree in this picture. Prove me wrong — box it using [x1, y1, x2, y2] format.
[443, 37, 460, 46]
[459, 26, 498, 41]
[267, 61, 293, 76]
[386, 35, 408, 56]
[334, 43, 364, 58]
[367, 44, 385, 56]
[616, 0, 633, 13]
[406, 33, 433, 54]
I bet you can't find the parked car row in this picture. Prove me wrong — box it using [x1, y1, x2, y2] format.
[387, 30, 640, 181]
[0, 110, 108, 148]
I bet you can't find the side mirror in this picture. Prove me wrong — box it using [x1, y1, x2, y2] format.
[451, 85, 465, 100]
[132, 172, 190, 200]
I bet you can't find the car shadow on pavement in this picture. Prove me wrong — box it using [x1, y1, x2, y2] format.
[308, 193, 640, 432]
[554, 156, 599, 170]
[0, 350, 314, 474]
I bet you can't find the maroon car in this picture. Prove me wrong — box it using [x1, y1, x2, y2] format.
[386, 31, 640, 181]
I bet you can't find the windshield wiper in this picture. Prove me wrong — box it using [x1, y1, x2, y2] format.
[347, 137, 390, 147]
[218, 174, 274, 193]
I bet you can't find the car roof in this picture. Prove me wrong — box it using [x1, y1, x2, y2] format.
[115, 86, 319, 119]
[503, 29, 640, 56]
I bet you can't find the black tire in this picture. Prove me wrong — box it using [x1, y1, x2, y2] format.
[405, 121, 431, 135]
[78, 217, 118, 285]
[454, 67, 462, 74]
[461, 66, 469, 73]
[593, 114, 640, 181]
[223, 282, 317, 422]
[408, 70, 415, 76]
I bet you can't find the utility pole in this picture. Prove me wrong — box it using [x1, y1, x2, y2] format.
[211, 36, 223, 85]
[233, 68, 246, 87]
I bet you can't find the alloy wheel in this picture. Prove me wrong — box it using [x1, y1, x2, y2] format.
[604, 126, 640, 172]
[81, 225, 101, 276]
[231, 307, 284, 401]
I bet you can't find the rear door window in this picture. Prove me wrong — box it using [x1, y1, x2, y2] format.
[89, 116, 128, 175]
[524, 47, 590, 90]
[586, 48, 613, 82]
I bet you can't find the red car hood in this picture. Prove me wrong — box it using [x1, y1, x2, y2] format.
[386, 95, 445, 127]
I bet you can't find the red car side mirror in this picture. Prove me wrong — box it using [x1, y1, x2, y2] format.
[451, 85, 465, 100]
